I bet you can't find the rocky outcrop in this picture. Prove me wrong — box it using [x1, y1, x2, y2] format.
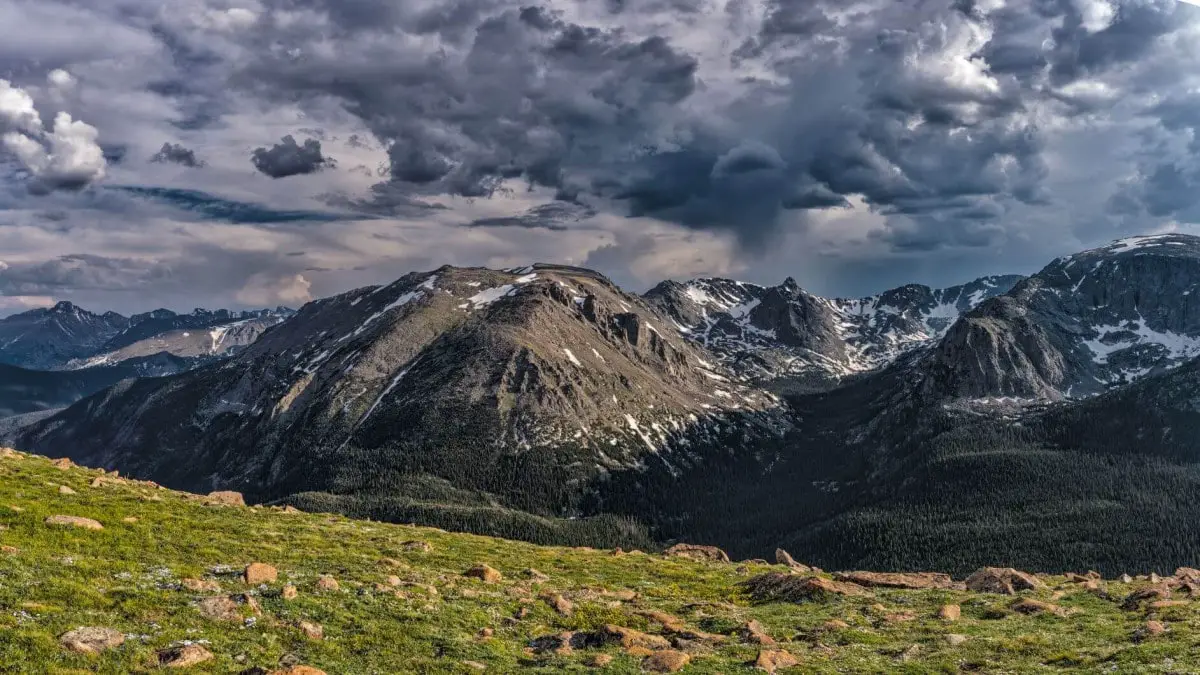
[663, 543, 730, 563]
[833, 571, 962, 590]
[742, 574, 872, 603]
[964, 567, 1044, 594]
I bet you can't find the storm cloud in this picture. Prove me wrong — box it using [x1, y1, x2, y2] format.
[2, 0, 1200, 313]
[251, 136, 335, 178]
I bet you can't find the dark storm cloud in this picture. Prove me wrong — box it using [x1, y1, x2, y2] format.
[251, 135, 335, 178]
[464, 201, 595, 230]
[0, 254, 171, 295]
[111, 186, 357, 223]
[150, 143, 206, 168]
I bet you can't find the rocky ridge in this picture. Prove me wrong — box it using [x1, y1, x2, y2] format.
[644, 274, 1022, 391]
[921, 234, 1200, 401]
[15, 264, 789, 511]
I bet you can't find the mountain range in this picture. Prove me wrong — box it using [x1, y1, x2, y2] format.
[10, 233, 1200, 575]
[0, 303, 292, 414]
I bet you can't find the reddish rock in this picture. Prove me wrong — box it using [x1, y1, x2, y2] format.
[244, 562, 277, 584]
[663, 543, 730, 563]
[740, 619, 775, 645]
[834, 570, 961, 591]
[938, 604, 961, 621]
[754, 649, 800, 673]
[206, 490, 246, 506]
[644, 650, 690, 672]
[158, 644, 215, 667]
[742, 573, 872, 603]
[464, 564, 502, 583]
[59, 626, 124, 654]
[44, 515, 102, 530]
[964, 567, 1045, 594]
[181, 578, 221, 593]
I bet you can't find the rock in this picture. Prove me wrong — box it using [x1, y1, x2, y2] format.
[523, 568, 550, 582]
[380, 557, 404, 568]
[122, 516, 138, 523]
[1120, 574, 1134, 583]
[244, 563, 277, 584]
[59, 626, 124, 654]
[754, 649, 800, 673]
[282, 584, 298, 600]
[298, 621, 324, 640]
[741, 573, 872, 603]
[1147, 600, 1188, 609]
[834, 571, 962, 591]
[181, 578, 221, 593]
[159, 644, 215, 667]
[1137, 620, 1168, 641]
[462, 661, 487, 671]
[1174, 567, 1200, 584]
[600, 624, 671, 651]
[585, 654, 614, 668]
[477, 627, 494, 639]
[1150, 573, 1162, 584]
[774, 548, 811, 572]
[636, 610, 686, 632]
[663, 543, 730, 563]
[464, 564, 502, 583]
[315, 575, 339, 591]
[45, 515, 102, 530]
[945, 634, 969, 646]
[740, 619, 776, 645]
[0, 545, 17, 555]
[1010, 598, 1065, 616]
[542, 592, 573, 616]
[401, 540, 432, 552]
[206, 490, 246, 506]
[938, 604, 961, 621]
[818, 619, 849, 631]
[644, 650, 690, 672]
[1122, 584, 1172, 611]
[198, 596, 242, 621]
[883, 611, 917, 623]
[267, 668, 327, 675]
[530, 631, 577, 656]
[51, 458, 73, 470]
[964, 567, 1045, 594]
[58, 485, 76, 495]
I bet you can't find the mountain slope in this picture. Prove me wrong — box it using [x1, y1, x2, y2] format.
[2, 447, 1189, 674]
[16, 264, 788, 518]
[0, 356, 188, 417]
[644, 274, 1021, 391]
[921, 234, 1200, 400]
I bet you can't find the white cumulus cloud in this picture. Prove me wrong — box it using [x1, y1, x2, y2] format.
[0, 79, 106, 191]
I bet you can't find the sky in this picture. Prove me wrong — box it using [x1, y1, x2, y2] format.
[2, 0, 1200, 315]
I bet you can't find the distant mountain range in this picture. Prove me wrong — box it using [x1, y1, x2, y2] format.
[12, 233, 1200, 574]
[0, 303, 292, 414]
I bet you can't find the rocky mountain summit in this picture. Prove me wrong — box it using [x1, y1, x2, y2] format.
[644, 274, 1021, 390]
[15, 265, 789, 513]
[920, 234, 1200, 400]
[0, 301, 128, 370]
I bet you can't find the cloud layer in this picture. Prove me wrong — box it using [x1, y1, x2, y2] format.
[2, 0, 1200, 314]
